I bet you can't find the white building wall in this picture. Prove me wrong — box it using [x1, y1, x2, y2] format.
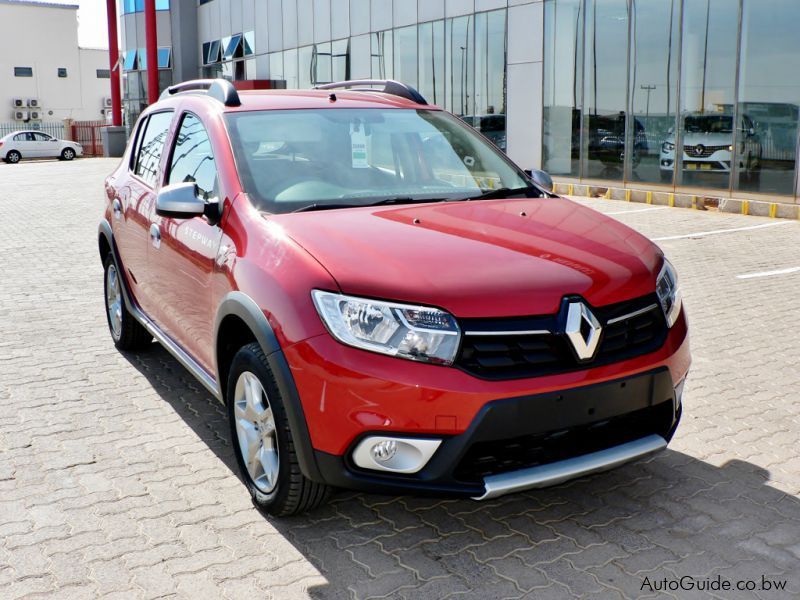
[0, 1, 109, 122]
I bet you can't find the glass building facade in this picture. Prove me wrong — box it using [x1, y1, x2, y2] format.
[115, 0, 800, 203]
[543, 0, 800, 199]
[198, 4, 509, 152]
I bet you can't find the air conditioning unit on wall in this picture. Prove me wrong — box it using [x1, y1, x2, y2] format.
[12, 98, 24, 108]
[27, 98, 40, 108]
[29, 110, 41, 120]
[103, 97, 113, 108]
[13, 110, 29, 121]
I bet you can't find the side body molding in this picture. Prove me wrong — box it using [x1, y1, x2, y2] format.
[214, 292, 324, 483]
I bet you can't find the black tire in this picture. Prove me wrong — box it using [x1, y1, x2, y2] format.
[227, 342, 332, 516]
[103, 254, 152, 351]
[61, 148, 76, 161]
[5, 150, 21, 164]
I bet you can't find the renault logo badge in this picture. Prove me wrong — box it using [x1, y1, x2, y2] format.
[565, 301, 602, 361]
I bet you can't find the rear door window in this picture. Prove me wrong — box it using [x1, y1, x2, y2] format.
[133, 111, 174, 188]
[167, 112, 218, 201]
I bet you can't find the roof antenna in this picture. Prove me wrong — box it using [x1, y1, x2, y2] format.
[329, 93, 337, 102]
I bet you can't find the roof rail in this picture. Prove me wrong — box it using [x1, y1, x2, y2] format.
[313, 79, 428, 105]
[159, 78, 241, 107]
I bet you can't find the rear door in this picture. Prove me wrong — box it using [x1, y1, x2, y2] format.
[114, 110, 175, 319]
[147, 111, 223, 373]
[13, 132, 36, 156]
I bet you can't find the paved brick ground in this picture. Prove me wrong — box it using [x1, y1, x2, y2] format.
[1, 158, 799, 599]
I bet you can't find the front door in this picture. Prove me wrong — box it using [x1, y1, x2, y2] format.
[114, 110, 175, 318]
[32, 132, 58, 157]
[147, 111, 223, 374]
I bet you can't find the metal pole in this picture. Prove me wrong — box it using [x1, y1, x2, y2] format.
[641, 84, 656, 119]
[105, 0, 122, 126]
[144, 0, 159, 105]
[700, 0, 710, 113]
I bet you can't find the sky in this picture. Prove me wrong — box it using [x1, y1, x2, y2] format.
[77, 0, 108, 49]
[41, 0, 109, 49]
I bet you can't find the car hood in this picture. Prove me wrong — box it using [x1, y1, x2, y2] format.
[665, 132, 732, 147]
[273, 198, 662, 318]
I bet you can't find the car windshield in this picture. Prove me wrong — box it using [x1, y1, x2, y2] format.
[225, 108, 536, 213]
[684, 115, 733, 134]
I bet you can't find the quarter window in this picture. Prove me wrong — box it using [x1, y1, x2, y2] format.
[133, 111, 174, 188]
[14, 67, 33, 77]
[168, 113, 218, 200]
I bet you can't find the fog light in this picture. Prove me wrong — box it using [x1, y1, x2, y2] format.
[352, 436, 442, 474]
[371, 440, 397, 462]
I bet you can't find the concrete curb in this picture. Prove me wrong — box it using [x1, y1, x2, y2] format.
[552, 183, 800, 220]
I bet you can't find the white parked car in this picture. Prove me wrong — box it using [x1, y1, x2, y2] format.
[659, 113, 761, 184]
[0, 130, 83, 164]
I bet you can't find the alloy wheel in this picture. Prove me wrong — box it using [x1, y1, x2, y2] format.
[233, 371, 280, 494]
[105, 263, 123, 339]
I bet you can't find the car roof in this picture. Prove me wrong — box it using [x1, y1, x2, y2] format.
[151, 88, 439, 115]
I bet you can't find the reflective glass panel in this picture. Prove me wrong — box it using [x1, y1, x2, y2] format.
[581, 0, 629, 181]
[446, 15, 474, 118]
[284, 48, 298, 89]
[474, 10, 507, 152]
[299, 46, 313, 88]
[734, 0, 800, 195]
[269, 52, 284, 83]
[371, 30, 394, 79]
[418, 20, 445, 106]
[677, 0, 738, 190]
[543, 0, 582, 176]
[395, 25, 418, 88]
[314, 42, 332, 85]
[332, 39, 350, 83]
[627, 0, 680, 185]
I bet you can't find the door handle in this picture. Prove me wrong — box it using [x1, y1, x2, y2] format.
[112, 199, 122, 219]
[149, 223, 161, 249]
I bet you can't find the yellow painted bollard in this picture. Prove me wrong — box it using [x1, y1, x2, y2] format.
[625, 189, 631, 202]
[568, 184, 574, 196]
[646, 191, 652, 205]
[769, 203, 777, 218]
[668, 193, 675, 207]
[741, 200, 749, 216]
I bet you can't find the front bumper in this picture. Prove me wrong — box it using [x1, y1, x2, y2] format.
[313, 367, 683, 498]
[285, 309, 689, 497]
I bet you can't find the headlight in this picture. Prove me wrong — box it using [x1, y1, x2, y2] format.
[662, 141, 675, 152]
[656, 259, 682, 328]
[311, 290, 461, 364]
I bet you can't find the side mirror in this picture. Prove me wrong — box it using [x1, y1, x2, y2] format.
[525, 169, 554, 193]
[156, 182, 206, 219]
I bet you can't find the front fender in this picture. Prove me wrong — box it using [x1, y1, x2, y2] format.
[214, 291, 324, 483]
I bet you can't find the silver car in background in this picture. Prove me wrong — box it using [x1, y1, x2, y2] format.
[0, 130, 83, 164]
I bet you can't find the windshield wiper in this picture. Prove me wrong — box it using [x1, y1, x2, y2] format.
[461, 186, 536, 202]
[292, 202, 363, 213]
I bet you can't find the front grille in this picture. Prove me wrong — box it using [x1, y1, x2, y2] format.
[453, 401, 674, 483]
[456, 294, 668, 380]
[684, 144, 728, 158]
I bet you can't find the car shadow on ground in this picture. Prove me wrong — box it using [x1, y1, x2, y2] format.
[124, 344, 799, 599]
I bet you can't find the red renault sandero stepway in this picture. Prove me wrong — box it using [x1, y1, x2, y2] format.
[99, 79, 689, 516]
